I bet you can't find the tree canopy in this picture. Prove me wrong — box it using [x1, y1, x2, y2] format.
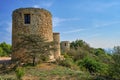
[13, 34, 56, 66]
[0, 42, 11, 57]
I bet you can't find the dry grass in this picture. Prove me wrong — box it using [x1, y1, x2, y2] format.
[0, 63, 91, 80]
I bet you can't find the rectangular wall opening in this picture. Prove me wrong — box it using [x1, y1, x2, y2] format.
[24, 14, 30, 24]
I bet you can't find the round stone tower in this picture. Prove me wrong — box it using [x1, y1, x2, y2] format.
[53, 33, 61, 59]
[12, 8, 53, 61]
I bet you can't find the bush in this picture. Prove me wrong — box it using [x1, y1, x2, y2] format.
[58, 58, 74, 68]
[0, 76, 3, 80]
[77, 57, 102, 73]
[15, 67, 25, 80]
[66, 48, 89, 62]
[108, 56, 120, 79]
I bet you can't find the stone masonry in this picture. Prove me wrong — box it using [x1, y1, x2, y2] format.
[12, 8, 61, 61]
[53, 33, 61, 59]
[61, 41, 70, 52]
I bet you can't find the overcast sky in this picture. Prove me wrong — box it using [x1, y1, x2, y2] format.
[1, 0, 120, 48]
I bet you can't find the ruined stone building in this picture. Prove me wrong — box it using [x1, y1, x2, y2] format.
[12, 8, 61, 61]
[61, 41, 70, 52]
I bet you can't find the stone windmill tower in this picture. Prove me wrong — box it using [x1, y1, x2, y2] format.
[12, 8, 61, 62]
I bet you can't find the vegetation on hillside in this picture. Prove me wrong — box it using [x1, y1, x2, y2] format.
[108, 46, 120, 79]
[60, 39, 118, 80]
[0, 39, 120, 80]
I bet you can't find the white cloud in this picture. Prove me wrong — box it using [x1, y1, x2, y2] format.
[85, 33, 101, 38]
[33, 5, 39, 8]
[86, 38, 120, 48]
[53, 17, 80, 27]
[33, 2, 53, 8]
[53, 17, 63, 27]
[62, 29, 85, 34]
[42, 2, 53, 8]
[94, 21, 120, 28]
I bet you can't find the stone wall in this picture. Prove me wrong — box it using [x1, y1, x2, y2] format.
[12, 8, 54, 61]
[61, 41, 70, 52]
[53, 33, 61, 59]
[12, 8, 53, 41]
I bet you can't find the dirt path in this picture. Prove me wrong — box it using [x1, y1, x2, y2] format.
[0, 57, 11, 64]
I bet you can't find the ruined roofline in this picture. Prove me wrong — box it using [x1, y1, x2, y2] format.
[61, 41, 70, 42]
[12, 7, 52, 16]
[53, 32, 60, 35]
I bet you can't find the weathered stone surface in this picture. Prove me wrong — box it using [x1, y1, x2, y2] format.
[53, 33, 61, 59]
[61, 41, 70, 52]
[12, 8, 61, 61]
[12, 8, 53, 42]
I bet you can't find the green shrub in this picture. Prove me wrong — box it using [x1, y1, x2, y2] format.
[94, 76, 106, 80]
[58, 58, 74, 68]
[0, 76, 3, 80]
[77, 57, 102, 73]
[108, 46, 120, 79]
[15, 67, 25, 80]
